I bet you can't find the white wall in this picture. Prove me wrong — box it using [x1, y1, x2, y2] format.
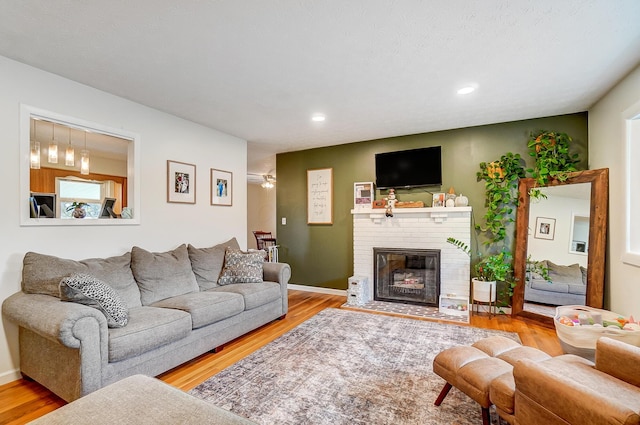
[589, 63, 640, 317]
[0, 56, 248, 384]
[528, 194, 590, 268]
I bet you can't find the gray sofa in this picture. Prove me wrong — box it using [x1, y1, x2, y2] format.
[524, 260, 586, 306]
[2, 238, 291, 402]
[30, 374, 257, 425]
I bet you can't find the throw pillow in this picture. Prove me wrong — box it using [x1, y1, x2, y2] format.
[60, 273, 129, 328]
[218, 248, 265, 285]
[188, 237, 241, 290]
[547, 261, 583, 285]
[130, 244, 199, 305]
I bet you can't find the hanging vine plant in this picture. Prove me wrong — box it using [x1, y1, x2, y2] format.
[475, 152, 526, 245]
[527, 130, 580, 190]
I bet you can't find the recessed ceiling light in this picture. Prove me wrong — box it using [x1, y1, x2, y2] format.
[457, 86, 476, 95]
[311, 114, 326, 122]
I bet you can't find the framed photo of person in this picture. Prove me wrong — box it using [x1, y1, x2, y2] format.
[534, 216, 556, 240]
[167, 160, 196, 204]
[211, 168, 233, 206]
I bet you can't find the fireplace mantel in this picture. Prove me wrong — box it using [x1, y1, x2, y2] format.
[351, 207, 472, 224]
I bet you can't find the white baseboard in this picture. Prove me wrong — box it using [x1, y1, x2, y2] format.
[0, 369, 21, 386]
[287, 284, 347, 296]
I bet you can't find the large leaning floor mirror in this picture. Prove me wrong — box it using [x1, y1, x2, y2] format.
[20, 105, 140, 226]
[512, 168, 609, 326]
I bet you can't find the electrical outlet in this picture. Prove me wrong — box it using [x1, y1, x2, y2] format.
[281, 217, 287, 225]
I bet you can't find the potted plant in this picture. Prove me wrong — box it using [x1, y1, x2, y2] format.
[66, 201, 88, 219]
[527, 130, 581, 197]
[476, 152, 526, 245]
[447, 238, 515, 314]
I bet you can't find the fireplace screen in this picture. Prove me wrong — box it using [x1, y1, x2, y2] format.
[373, 248, 440, 306]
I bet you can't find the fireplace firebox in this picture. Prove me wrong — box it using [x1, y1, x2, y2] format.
[373, 248, 440, 306]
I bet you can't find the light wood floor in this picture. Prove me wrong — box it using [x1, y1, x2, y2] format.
[0, 290, 562, 424]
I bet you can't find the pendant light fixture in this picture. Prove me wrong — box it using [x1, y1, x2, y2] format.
[65, 127, 75, 167]
[30, 119, 41, 169]
[261, 174, 276, 189]
[48, 122, 58, 164]
[80, 131, 90, 175]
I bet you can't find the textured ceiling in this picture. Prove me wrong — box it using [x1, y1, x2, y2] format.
[1, 1, 640, 175]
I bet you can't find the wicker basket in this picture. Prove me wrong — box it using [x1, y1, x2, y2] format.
[554, 305, 640, 361]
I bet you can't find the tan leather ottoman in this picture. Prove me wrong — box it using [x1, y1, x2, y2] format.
[433, 336, 550, 425]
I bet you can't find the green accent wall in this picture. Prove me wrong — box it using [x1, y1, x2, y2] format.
[276, 113, 588, 290]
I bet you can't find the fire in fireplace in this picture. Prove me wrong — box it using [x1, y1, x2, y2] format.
[373, 248, 440, 306]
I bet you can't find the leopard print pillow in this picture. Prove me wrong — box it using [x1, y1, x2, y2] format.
[217, 248, 265, 285]
[60, 273, 129, 328]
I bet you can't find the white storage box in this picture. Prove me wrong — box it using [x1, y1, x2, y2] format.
[554, 305, 640, 361]
[347, 276, 370, 306]
[439, 295, 469, 317]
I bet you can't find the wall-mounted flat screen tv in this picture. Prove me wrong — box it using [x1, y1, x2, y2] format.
[375, 146, 442, 189]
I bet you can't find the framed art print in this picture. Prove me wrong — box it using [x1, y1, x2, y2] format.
[354, 182, 374, 209]
[167, 160, 196, 204]
[211, 168, 233, 206]
[534, 216, 556, 240]
[307, 168, 333, 224]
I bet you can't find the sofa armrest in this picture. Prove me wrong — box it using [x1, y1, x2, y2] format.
[262, 262, 291, 315]
[262, 262, 291, 285]
[596, 337, 640, 388]
[2, 291, 108, 349]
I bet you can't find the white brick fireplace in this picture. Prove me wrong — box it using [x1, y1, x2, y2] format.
[352, 207, 472, 304]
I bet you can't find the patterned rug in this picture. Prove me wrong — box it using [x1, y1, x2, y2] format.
[341, 300, 470, 324]
[190, 308, 518, 424]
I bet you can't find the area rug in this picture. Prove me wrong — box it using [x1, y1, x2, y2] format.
[190, 308, 518, 424]
[341, 299, 469, 324]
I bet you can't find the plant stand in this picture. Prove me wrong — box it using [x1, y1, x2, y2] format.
[472, 278, 497, 318]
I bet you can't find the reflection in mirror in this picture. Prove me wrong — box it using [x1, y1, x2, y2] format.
[20, 105, 140, 226]
[512, 169, 609, 327]
[524, 184, 591, 318]
[569, 214, 590, 255]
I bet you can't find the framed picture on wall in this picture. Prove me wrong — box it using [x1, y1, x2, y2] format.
[167, 160, 196, 204]
[354, 182, 374, 209]
[307, 168, 333, 224]
[211, 168, 233, 206]
[534, 216, 556, 240]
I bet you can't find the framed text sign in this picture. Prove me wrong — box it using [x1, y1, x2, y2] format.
[307, 168, 333, 224]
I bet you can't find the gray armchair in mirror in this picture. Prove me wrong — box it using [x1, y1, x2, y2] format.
[512, 168, 609, 326]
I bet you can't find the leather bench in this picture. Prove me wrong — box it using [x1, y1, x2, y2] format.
[433, 335, 550, 425]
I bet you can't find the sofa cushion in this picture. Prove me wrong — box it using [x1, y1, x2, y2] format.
[547, 261, 583, 285]
[60, 273, 129, 328]
[151, 291, 244, 329]
[209, 281, 281, 310]
[188, 238, 240, 291]
[580, 266, 588, 285]
[568, 283, 587, 295]
[108, 306, 192, 362]
[22, 252, 142, 308]
[218, 248, 264, 285]
[131, 245, 199, 305]
[530, 280, 569, 293]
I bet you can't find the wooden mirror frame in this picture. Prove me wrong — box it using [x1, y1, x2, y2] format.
[512, 168, 609, 326]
